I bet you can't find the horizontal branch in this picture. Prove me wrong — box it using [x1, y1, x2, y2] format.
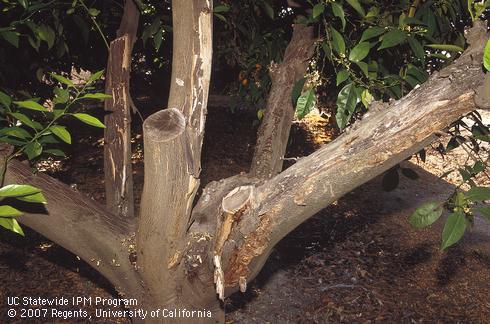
[221, 21, 489, 289]
[2, 159, 143, 299]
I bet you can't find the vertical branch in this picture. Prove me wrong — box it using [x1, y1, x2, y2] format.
[103, 0, 139, 218]
[136, 0, 213, 307]
[250, 24, 315, 179]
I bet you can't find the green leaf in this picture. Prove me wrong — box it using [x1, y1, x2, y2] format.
[409, 202, 443, 229]
[0, 91, 11, 109]
[330, 27, 346, 55]
[38, 24, 55, 49]
[346, 0, 365, 16]
[15, 192, 47, 204]
[335, 82, 360, 130]
[349, 42, 370, 62]
[295, 89, 316, 120]
[81, 93, 112, 100]
[478, 207, 490, 220]
[331, 3, 346, 30]
[336, 69, 349, 86]
[44, 149, 66, 157]
[72, 113, 106, 128]
[153, 29, 163, 51]
[49, 125, 71, 144]
[291, 77, 306, 106]
[361, 88, 374, 108]
[0, 127, 32, 139]
[426, 44, 464, 52]
[24, 141, 42, 160]
[50, 73, 74, 87]
[14, 100, 47, 112]
[1, 31, 20, 48]
[54, 87, 69, 104]
[0, 205, 22, 217]
[408, 37, 425, 60]
[441, 211, 467, 250]
[87, 70, 104, 84]
[360, 27, 385, 43]
[10, 113, 42, 130]
[378, 29, 406, 50]
[88, 8, 100, 16]
[0, 184, 42, 198]
[465, 187, 490, 201]
[483, 39, 490, 71]
[355, 61, 369, 77]
[0, 218, 24, 236]
[214, 4, 230, 13]
[312, 3, 325, 19]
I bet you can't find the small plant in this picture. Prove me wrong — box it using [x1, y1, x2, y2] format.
[0, 70, 108, 235]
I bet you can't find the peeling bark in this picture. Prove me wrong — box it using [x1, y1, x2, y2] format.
[218, 21, 489, 291]
[103, 0, 139, 218]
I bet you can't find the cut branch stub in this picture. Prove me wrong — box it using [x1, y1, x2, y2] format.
[137, 107, 200, 304]
[143, 107, 186, 141]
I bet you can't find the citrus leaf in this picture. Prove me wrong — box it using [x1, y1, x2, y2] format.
[291, 77, 306, 106]
[465, 186, 490, 201]
[478, 207, 490, 220]
[295, 89, 316, 120]
[44, 149, 66, 157]
[346, 0, 365, 17]
[0, 217, 24, 236]
[335, 82, 359, 130]
[331, 2, 346, 30]
[0, 91, 11, 109]
[15, 192, 47, 204]
[14, 100, 48, 112]
[214, 4, 230, 13]
[81, 93, 112, 100]
[349, 42, 370, 62]
[1, 31, 20, 48]
[378, 29, 406, 50]
[72, 113, 106, 128]
[330, 27, 345, 55]
[50, 125, 71, 144]
[312, 3, 325, 19]
[24, 141, 42, 160]
[336, 69, 349, 86]
[0, 205, 22, 217]
[408, 37, 425, 60]
[360, 27, 385, 43]
[409, 202, 443, 228]
[441, 211, 467, 250]
[50, 73, 74, 87]
[426, 44, 464, 52]
[0, 184, 41, 197]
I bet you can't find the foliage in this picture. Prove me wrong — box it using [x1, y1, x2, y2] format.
[0, 71, 108, 235]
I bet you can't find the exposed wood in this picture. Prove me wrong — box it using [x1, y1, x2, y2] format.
[1, 158, 144, 301]
[104, 35, 135, 218]
[218, 21, 489, 291]
[250, 24, 316, 179]
[103, 0, 139, 218]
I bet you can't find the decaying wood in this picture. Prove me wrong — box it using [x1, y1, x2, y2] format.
[104, 35, 135, 218]
[103, 0, 139, 218]
[250, 24, 316, 179]
[216, 21, 489, 291]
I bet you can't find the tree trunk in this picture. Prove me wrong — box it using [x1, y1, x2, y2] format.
[3, 2, 487, 322]
[104, 0, 139, 218]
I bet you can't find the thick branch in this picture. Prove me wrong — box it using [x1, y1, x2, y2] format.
[221, 21, 489, 290]
[2, 159, 143, 300]
[250, 24, 315, 179]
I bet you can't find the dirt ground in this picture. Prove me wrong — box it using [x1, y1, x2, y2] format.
[0, 106, 489, 323]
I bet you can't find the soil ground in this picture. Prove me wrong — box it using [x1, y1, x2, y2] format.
[0, 106, 489, 323]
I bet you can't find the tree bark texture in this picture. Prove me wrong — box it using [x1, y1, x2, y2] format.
[212, 21, 489, 292]
[250, 24, 316, 179]
[104, 0, 139, 218]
